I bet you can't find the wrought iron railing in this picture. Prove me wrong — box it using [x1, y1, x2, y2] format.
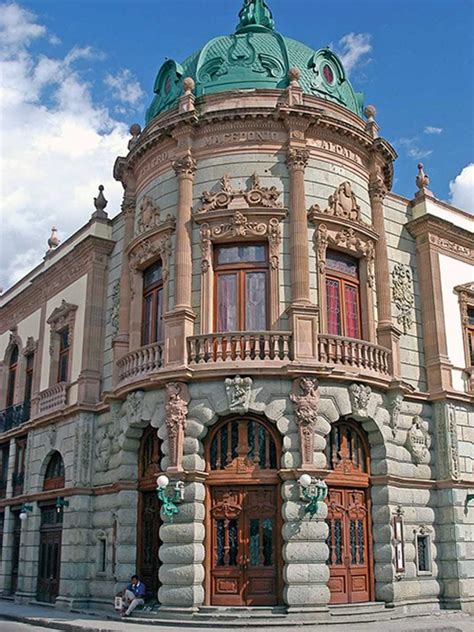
[0, 400, 31, 434]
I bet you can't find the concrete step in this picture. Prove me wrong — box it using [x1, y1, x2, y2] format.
[329, 601, 390, 623]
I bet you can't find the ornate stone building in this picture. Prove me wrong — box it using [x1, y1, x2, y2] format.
[0, 0, 473, 624]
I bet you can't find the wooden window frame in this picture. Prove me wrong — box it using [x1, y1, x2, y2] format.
[47, 300, 77, 387]
[43, 451, 65, 491]
[455, 283, 474, 391]
[325, 251, 362, 339]
[12, 436, 27, 497]
[6, 345, 19, 408]
[0, 443, 9, 500]
[213, 244, 269, 333]
[141, 261, 164, 346]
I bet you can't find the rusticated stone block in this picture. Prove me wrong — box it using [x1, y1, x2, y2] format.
[159, 543, 205, 565]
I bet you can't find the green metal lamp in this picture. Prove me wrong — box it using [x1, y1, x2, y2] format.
[156, 475, 184, 520]
[19, 504, 33, 521]
[55, 497, 69, 513]
[465, 492, 474, 515]
[298, 474, 328, 519]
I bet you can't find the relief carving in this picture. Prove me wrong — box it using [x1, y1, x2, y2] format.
[109, 281, 120, 337]
[129, 232, 173, 280]
[165, 382, 188, 471]
[23, 336, 38, 356]
[309, 181, 368, 225]
[406, 416, 428, 465]
[198, 172, 283, 214]
[392, 263, 414, 334]
[285, 148, 309, 170]
[349, 383, 372, 417]
[137, 196, 161, 234]
[290, 376, 320, 467]
[387, 392, 403, 437]
[434, 402, 460, 480]
[225, 375, 252, 414]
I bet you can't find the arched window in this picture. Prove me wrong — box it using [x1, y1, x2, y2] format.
[43, 451, 65, 491]
[325, 250, 361, 338]
[208, 417, 279, 476]
[214, 244, 268, 332]
[142, 261, 163, 345]
[325, 419, 370, 484]
[24, 353, 34, 404]
[6, 345, 19, 407]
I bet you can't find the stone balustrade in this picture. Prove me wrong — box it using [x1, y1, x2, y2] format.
[187, 331, 293, 364]
[318, 334, 391, 375]
[117, 341, 164, 382]
[38, 382, 69, 415]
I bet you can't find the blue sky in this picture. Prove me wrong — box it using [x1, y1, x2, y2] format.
[1, 0, 473, 290]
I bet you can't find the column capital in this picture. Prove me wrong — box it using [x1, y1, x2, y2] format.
[369, 180, 387, 203]
[286, 147, 309, 171]
[172, 152, 197, 179]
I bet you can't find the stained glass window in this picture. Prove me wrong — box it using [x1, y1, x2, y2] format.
[325, 250, 361, 338]
[323, 64, 334, 84]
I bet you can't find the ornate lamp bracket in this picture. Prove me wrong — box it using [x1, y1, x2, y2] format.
[156, 474, 185, 521]
[298, 474, 328, 519]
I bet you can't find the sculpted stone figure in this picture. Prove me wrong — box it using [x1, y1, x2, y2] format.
[349, 383, 372, 417]
[165, 382, 188, 472]
[225, 375, 252, 414]
[406, 415, 429, 465]
[291, 376, 320, 467]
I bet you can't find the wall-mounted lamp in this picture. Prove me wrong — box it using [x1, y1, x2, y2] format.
[464, 492, 474, 515]
[298, 474, 328, 519]
[156, 475, 184, 520]
[19, 504, 33, 521]
[55, 497, 69, 514]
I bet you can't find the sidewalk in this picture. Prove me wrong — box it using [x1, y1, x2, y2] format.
[0, 599, 472, 632]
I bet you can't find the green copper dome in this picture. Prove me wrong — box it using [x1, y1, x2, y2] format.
[145, 0, 364, 124]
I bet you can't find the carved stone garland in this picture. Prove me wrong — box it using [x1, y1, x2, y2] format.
[391, 263, 414, 334]
[165, 382, 188, 473]
[290, 376, 320, 467]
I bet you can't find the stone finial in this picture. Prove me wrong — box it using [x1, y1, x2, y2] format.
[92, 185, 108, 220]
[183, 76, 195, 94]
[128, 123, 142, 150]
[415, 163, 433, 198]
[288, 66, 301, 86]
[364, 104, 376, 122]
[47, 226, 60, 250]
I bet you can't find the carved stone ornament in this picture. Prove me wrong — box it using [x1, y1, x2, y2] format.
[455, 282, 474, 326]
[199, 211, 282, 273]
[435, 402, 460, 481]
[129, 231, 173, 279]
[225, 375, 252, 414]
[387, 392, 403, 437]
[126, 390, 145, 426]
[198, 173, 283, 214]
[172, 153, 197, 178]
[392, 263, 414, 334]
[95, 424, 115, 472]
[406, 416, 428, 465]
[286, 148, 310, 170]
[308, 181, 368, 225]
[165, 382, 188, 472]
[48, 425, 57, 448]
[137, 196, 161, 234]
[290, 376, 320, 467]
[349, 383, 372, 417]
[109, 281, 120, 337]
[316, 224, 376, 287]
[23, 336, 38, 356]
[47, 299, 78, 355]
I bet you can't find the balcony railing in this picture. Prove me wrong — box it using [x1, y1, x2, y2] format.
[187, 331, 293, 365]
[0, 401, 30, 434]
[38, 382, 68, 416]
[117, 341, 164, 383]
[318, 334, 390, 375]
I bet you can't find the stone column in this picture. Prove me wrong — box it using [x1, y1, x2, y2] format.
[285, 146, 319, 360]
[0, 507, 14, 593]
[112, 159, 137, 385]
[282, 480, 330, 612]
[14, 503, 40, 603]
[369, 170, 402, 378]
[164, 152, 196, 366]
[159, 478, 205, 611]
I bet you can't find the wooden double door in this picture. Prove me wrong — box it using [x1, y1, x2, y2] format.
[326, 487, 371, 604]
[137, 490, 161, 599]
[210, 485, 279, 606]
[37, 506, 63, 603]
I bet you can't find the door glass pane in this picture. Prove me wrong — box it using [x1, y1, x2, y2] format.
[217, 274, 237, 331]
[155, 287, 163, 341]
[344, 283, 360, 338]
[326, 250, 358, 277]
[262, 518, 273, 566]
[229, 519, 238, 566]
[326, 279, 341, 335]
[216, 520, 225, 566]
[334, 519, 343, 564]
[350, 520, 357, 564]
[358, 519, 365, 564]
[245, 272, 267, 330]
[250, 519, 260, 566]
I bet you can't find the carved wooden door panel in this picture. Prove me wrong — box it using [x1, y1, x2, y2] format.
[210, 486, 278, 606]
[137, 491, 161, 599]
[326, 488, 370, 604]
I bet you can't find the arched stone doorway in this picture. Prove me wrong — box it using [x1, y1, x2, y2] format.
[325, 419, 374, 604]
[204, 416, 282, 606]
[136, 425, 161, 600]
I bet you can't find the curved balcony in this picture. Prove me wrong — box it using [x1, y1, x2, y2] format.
[318, 334, 390, 375]
[187, 331, 293, 365]
[38, 382, 68, 416]
[117, 341, 164, 384]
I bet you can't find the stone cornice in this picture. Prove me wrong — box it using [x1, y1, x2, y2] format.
[0, 235, 115, 334]
[406, 214, 474, 263]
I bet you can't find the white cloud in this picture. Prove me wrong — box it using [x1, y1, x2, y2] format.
[0, 3, 144, 290]
[335, 33, 372, 74]
[449, 163, 474, 214]
[424, 126, 443, 135]
[397, 137, 433, 160]
[104, 68, 144, 107]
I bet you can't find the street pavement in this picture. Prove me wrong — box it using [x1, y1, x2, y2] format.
[0, 600, 473, 632]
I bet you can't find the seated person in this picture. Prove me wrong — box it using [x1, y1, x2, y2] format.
[121, 574, 146, 617]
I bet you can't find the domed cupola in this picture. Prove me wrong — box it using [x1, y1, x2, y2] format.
[146, 0, 364, 123]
